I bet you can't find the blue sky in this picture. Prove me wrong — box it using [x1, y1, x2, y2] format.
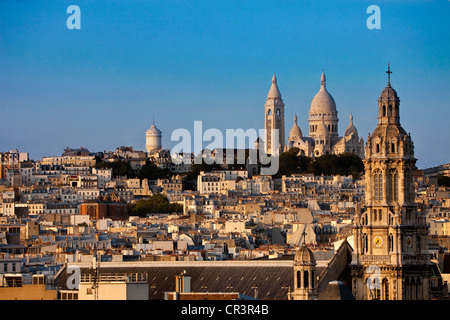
[0, 0, 449, 169]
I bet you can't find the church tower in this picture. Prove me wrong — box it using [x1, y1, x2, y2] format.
[292, 241, 318, 300]
[264, 73, 285, 154]
[350, 65, 431, 300]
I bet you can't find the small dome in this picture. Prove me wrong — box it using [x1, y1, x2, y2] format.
[294, 244, 315, 263]
[379, 86, 398, 101]
[289, 114, 302, 139]
[344, 114, 358, 137]
[147, 125, 161, 136]
[310, 71, 337, 114]
[267, 73, 281, 99]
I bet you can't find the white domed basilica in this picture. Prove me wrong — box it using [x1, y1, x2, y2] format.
[286, 71, 365, 158]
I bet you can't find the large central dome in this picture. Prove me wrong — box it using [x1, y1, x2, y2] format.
[309, 71, 337, 114]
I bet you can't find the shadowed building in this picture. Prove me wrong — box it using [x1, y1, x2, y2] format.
[54, 240, 354, 300]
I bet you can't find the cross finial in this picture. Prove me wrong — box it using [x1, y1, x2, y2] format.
[386, 63, 392, 87]
[302, 229, 307, 245]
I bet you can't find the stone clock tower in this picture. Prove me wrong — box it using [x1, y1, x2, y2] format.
[350, 65, 431, 300]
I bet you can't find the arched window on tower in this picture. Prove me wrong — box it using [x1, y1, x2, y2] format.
[383, 278, 390, 300]
[268, 109, 272, 116]
[376, 144, 380, 153]
[405, 170, 411, 202]
[393, 173, 398, 202]
[362, 233, 368, 254]
[374, 171, 383, 202]
[388, 170, 399, 202]
[297, 270, 301, 289]
[303, 271, 309, 289]
[276, 109, 280, 116]
[383, 105, 386, 117]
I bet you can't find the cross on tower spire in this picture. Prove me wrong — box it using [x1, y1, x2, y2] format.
[386, 63, 392, 87]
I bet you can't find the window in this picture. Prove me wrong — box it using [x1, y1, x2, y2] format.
[362, 233, 368, 254]
[374, 172, 382, 202]
[383, 105, 386, 117]
[388, 170, 398, 202]
[303, 271, 309, 288]
[383, 279, 389, 300]
[391, 143, 395, 153]
[393, 173, 398, 202]
[376, 144, 380, 153]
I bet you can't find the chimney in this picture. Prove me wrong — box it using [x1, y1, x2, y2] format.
[175, 270, 191, 293]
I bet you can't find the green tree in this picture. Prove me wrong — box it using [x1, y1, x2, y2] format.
[138, 162, 172, 180]
[129, 193, 183, 217]
[277, 149, 363, 178]
[277, 148, 302, 177]
[95, 159, 135, 178]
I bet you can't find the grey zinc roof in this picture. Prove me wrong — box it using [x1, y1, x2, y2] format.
[55, 261, 295, 300]
[317, 280, 354, 300]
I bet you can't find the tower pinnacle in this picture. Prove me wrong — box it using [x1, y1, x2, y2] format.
[386, 63, 392, 87]
[321, 70, 326, 88]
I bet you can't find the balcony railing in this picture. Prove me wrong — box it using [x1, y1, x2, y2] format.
[80, 273, 147, 283]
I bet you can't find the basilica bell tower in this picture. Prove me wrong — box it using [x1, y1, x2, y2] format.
[350, 65, 432, 300]
[264, 73, 285, 154]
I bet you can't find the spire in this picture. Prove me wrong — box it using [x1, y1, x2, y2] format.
[267, 73, 282, 99]
[294, 113, 298, 124]
[386, 63, 392, 88]
[350, 113, 353, 125]
[321, 69, 326, 88]
[302, 229, 307, 246]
